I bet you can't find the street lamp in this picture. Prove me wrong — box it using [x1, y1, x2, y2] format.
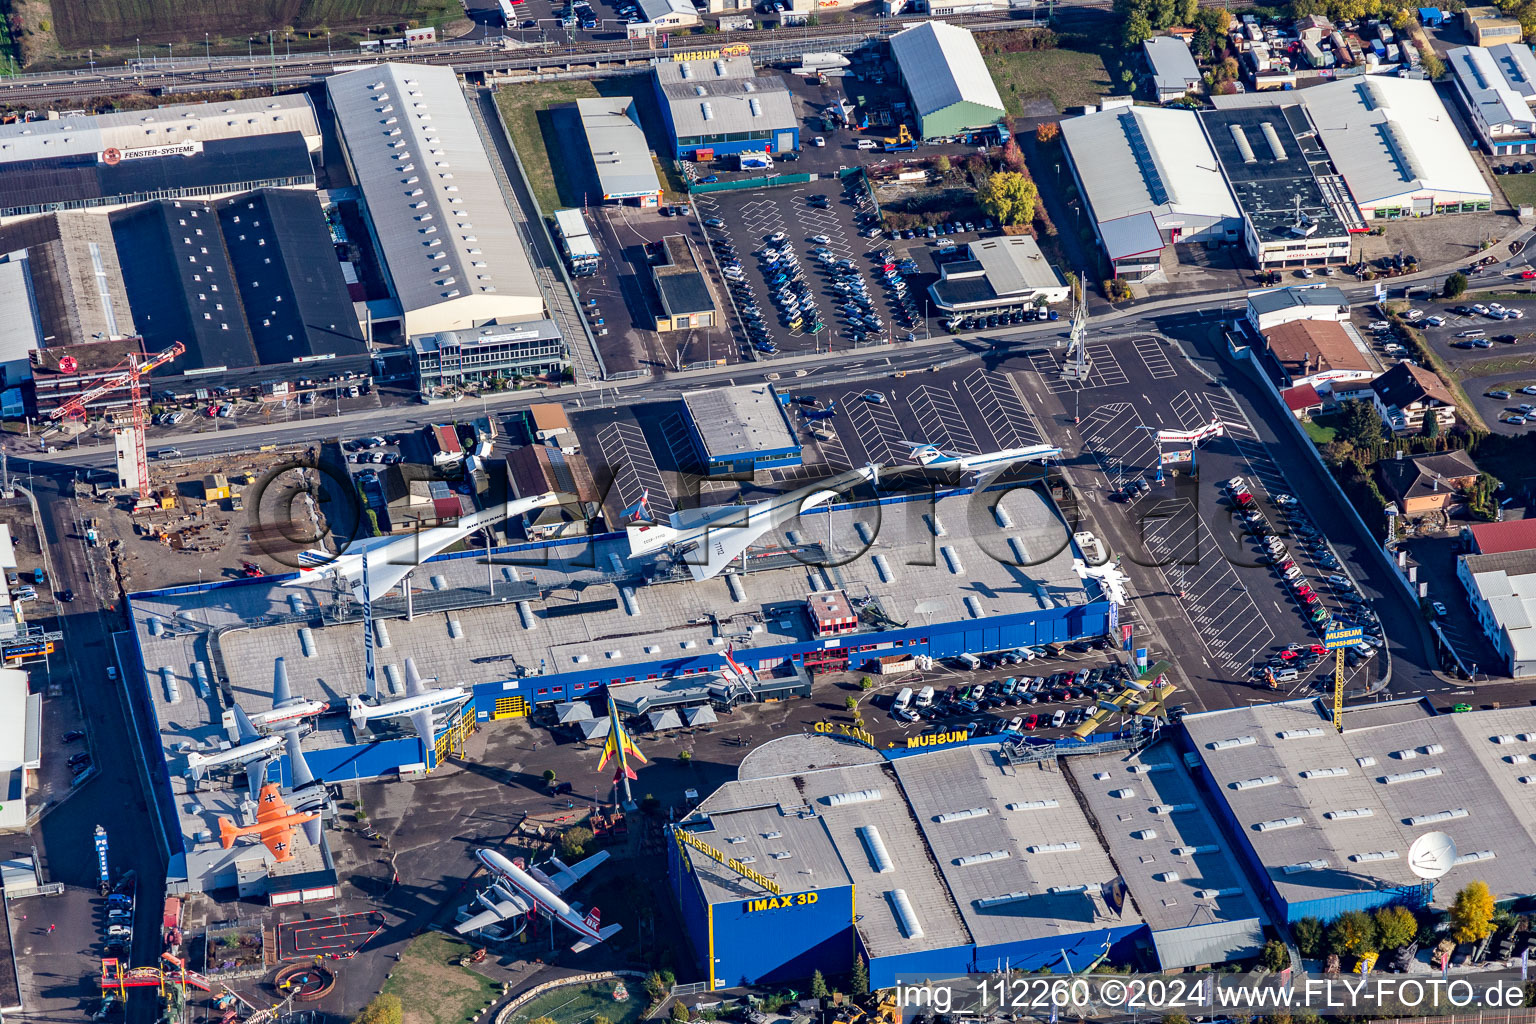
[205, 33, 211, 68]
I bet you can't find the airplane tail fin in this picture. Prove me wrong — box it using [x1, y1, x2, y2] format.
[583, 906, 601, 930]
[570, 923, 622, 954]
[218, 817, 241, 849]
[625, 521, 679, 557]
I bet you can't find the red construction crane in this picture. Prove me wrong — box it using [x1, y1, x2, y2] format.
[48, 341, 185, 505]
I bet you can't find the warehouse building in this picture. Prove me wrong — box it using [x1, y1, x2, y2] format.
[1244, 284, 1348, 333]
[1448, 44, 1536, 154]
[0, 94, 322, 223]
[1200, 106, 1357, 270]
[653, 57, 799, 160]
[1457, 548, 1536, 677]
[888, 22, 1006, 140]
[670, 735, 1146, 990]
[106, 190, 368, 375]
[929, 236, 1070, 314]
[327, 64, 544, 337]
[682, 384, 801, 475]
[1293, 77, 1493, 218]
[1183, 698, 1536, 923]
[1061, 105, 1242, 282]
[650, 235, 716, 331]
[576, 97, 662, 206]
[0, 212, 136, 349]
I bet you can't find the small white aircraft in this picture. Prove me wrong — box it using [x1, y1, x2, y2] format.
[347, 657, 467, 748]
[248, 657, 327, 729]
[286, 492, 561, 603]
[186, 704, 283, 793]
[906, 442, 1062, 478]
[625, 464, 880, 582]
[1073, 558, 1130, 606]
[456, 848, 621, 952]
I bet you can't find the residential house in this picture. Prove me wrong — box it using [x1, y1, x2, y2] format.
[1375, 449, 1481, 516]
[1370, 361, 1457, 433]
[1280, 383, 1323, 420]
[505, 444, 599, 539]
[1261, 319, 1375, 390]
[1244, 285, 1348, 334]
[1143, 36, 1203, 104]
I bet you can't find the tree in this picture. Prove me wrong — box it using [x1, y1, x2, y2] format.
[1261, 939, 1289, 971]
[1321, 439, 1356, 467]
[978, 172, 1039, 227]
[859, 676, 875, 690]
[1328, 909, 1378, 958]
[530, 1017, 558, 1024]
[355, 995, 403, 1024]
[999, 140, 1026, 173]
[1338, 399, 1385, 447]
[1421, 411, 1441, 438]
[595, 1016, 614, 1024]
[850, 955, 869, 995]
[1443, 271, 1468, 299]
[1122, 9, 1153, 46]
[1035, 121, 1060, 143]
[1176, 0, 1199, 22]
[543, 768, 557, 784]
[844, 694, 858, 711]
[1449, 881, 1495, 944]
[933, 154, 951, 174]
[679, 749, 693, 763]
[645, 972, 670, 1002]
[1292, 917, 1324, 957]
[561, 826, 594, 859]
[671, 1002, 691, 1023]
[1374, 905, 1417, 950]
[811, 970, 829, 1000]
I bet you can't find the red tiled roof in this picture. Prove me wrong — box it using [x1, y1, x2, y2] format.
[1470, 519, 1536, 555]
[1281, 383, 1322, 411]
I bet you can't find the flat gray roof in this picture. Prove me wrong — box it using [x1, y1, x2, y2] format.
[688, 757, 974, 958]
[1068, 745, 1266, 969]
[683, 385, 799, 459]
[655, 57, 797, 138]
[893, 746, 1143, 948]
[576, 97, 662, 200]
[1184, 698, 1536, 910]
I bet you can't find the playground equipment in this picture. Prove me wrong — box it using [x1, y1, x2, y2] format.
[274, 962, 337, 1002]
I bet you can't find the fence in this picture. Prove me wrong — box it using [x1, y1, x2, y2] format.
[690, 172, 813, 195]
[495, 970, 650, 1024]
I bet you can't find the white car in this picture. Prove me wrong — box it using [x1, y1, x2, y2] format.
[1432, 601, 1448, 617]
[1368, 320, 1391, 331]
[1327, 574, 1353, 588]
[1521, 385, 1536, 395]
[1006, 716, 1024, 732]
[1405, 309, 1423, 321]
[1225, 476, 1246, 491]
[809, 234, 830, 244]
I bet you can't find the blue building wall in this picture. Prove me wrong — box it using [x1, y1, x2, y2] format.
[684, 393, 802, 476]
[972, 924, 1146, 975]
[712, 887, 856, 988]
[667, 829, 716, 980]
[866, 944, 975, 990]
[651, 73, 801, 159]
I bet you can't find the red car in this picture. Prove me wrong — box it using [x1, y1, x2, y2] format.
[1296, 585, 1315, 598]
[1023, 714, 1039, 730]
[1308, 644, 1326, 656]
[1278, 649, 1299, 661]
[1521, 270, 1536, 280]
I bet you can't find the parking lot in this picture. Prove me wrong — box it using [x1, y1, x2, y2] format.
[1395, 296, 1536, 434]
[1014, 333, 1383, 691]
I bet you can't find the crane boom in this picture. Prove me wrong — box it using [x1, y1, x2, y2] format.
[49, 341, 185, 505]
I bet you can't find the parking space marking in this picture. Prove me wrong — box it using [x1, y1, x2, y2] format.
[909, 385, 980, 455]
[1026, 344, 1128, 393]
[1134, 337, 1179, 380]
[1079, 402, 1160, 487]
[966, 369, 1046, 449]
[844, 394, 910, 463]
[1168, 389, 1213, 433]
[1086, 344, 1129, 388]
[595, 421, 674, 520]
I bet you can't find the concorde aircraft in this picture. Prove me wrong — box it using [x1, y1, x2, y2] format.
[625, 463, 880, 583]
[347, 656, 467, 749]
[285, 491, 561, 603]
[906, 442, 1062, 475]
[455, 848, 621, 952]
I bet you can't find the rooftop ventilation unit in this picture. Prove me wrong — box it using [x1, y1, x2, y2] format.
[1521, 776, 1536, 784]
[1233, 776, 1280, 791]
[1209, 736, 1256, 751]
[1027, 842, 1081, 854]
[1506, 754, 1536, 764]
[1301, 767, 1349, 779]
[702, 103, 713, 122]
[1008, 800, 1060, 810]
[941, 546, 962, 574]
[749, 98, 761, 117]
[975, 891, 1032, 908]
[680, 63, 692, 78]
[1048, 885, 1089, 895]
[1381, 767, 1442, 784]
[955, 851, 1010, 867]
[1171, 844, 1220, 856]
[1154, 871, 1180, 883]
[1392, 748, 1418, 760]
[727, 836, 747, 844]
[1131, 829, 1158, 840]
[873, 555, 894, 583]
[1150, 803, 1195, 815]
[1229, 124, 1258, 164]
[857, 825, 894, 874]
[1357, 755, 1377, 767]
[1350, 850, 1399, 863]
[1421, 743, 1444, 755]
[1405, 808, 1468, 826]
[1109, 788, 1136, 799]
[761, 831, 782, 840]
[1455, 850, 1495, 865]
[887, 889, 924, 939]
[823, 789, 882, 806]
[1254, 817, 1304, 832]
[935, 808, 990, 824]
[1282, 859, 1328, 874]
[770, 851, 792, 860]
[964, 596, 985, 619]
[1325, 807, 1373, 820]
[1279, 728, 1326, 739]
[1195, 888, 1244, 899]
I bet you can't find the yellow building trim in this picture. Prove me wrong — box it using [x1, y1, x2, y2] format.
[707, 903, 716, 992]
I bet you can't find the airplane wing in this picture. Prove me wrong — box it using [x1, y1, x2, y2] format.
[544, 851, 610, 893]
[272, 657, 293, 708]
[283, 729, 324, 846]
[260, 823, 298, 863]
[255, 783, 295, 822]
[456, 900, 525, 935]
[411, 708, 438, 750]
[246, 758, 272, 801]
[681, 487, 842, 583]
[232, 704, 261, 743]
[404, 658, 426, 698]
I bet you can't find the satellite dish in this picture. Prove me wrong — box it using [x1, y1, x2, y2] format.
[1408, 831, 1458, 880]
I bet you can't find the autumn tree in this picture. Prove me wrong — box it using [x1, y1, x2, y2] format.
[1327, 909, 1378, 958]
[999, 140, 1026, 173]
[1035, 121, 1059, 143]
[355, 996, 403, 1024]
[561, 826, 594, 859]
[978, 172, 1039, 227]
[1449, 881, 1495, 944]
[1374, 905, 1417, 950]
[1292, 917, 1324, 957]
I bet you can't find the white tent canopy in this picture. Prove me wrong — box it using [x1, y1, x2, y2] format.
[555, 701, 594, 724]
[683, 705, 718, 726]
[577, 717, 611, 740]
[648, 709, 684, 732]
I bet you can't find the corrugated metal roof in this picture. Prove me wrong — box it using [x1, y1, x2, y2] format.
[1295, 76, 1492, 206]
[1144, 36, 1202, 93]
[326, 63, 542, 324]
[1449, 45, 1536, 132]
[576, 97, 662, 199]
[1061, 105, 1240, 228]
[655, 57, 796, 138]
[889, 21, 1005, 121]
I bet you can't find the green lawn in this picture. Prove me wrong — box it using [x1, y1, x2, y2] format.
[1496, 170, 1536, 211]
[507, 980, 650, 1024]
[495, 81, 601, 215]
[380, 933, 502, 1024]
[1303, 418, 1338, 444]
[984, 46, 1116, 117]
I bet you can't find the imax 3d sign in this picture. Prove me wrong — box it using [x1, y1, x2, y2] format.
[99, 141, 203, 165]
